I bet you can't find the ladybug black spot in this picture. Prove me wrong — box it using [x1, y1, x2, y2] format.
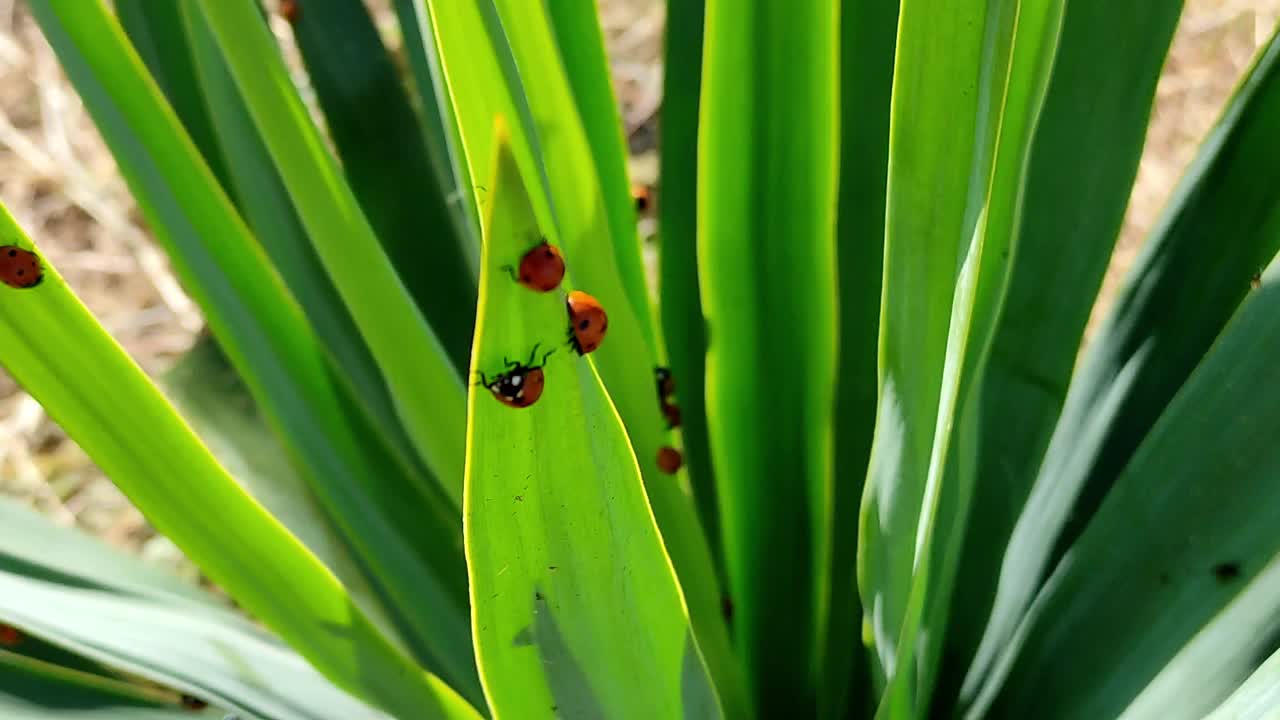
[15, 269, 23, 277]
[1213, 562, 1241, 582]
[6, 249, 14, 257]
[578, 319, 589, 330]
[543, 248, 554, 258]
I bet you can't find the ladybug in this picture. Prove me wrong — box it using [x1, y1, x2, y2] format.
[280, 0, 300, 23]
[631, 184, 654, 215]
[0, 246, 43, 289]
[655, 366, 676, 401]
[477, 345, 554, 408]
[180, 694, 209, 710]
[0, 623, 22, 647]
[503, 239, 565, 292]
[656, 446, 683, 474]
[661, 401, 682, 429]
[566, 290, 608, 355]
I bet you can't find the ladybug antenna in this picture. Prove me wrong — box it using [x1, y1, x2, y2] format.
[474, 370, 492, 387]
[525, 343, 544, 367]
[537, 347, 556, 368]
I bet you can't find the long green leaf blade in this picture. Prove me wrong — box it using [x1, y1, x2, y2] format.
[543, 0, 654, 351]
[965, 28, 1280, 704]
[824, 0, 899, 715]
[0, 504, 387, 720]
[0, 217, 476, 719]
[698, 0, 838, 712]
[288, 0, 477, 372]
[858, 0, 1066, 714]
[465, 124, 719, 720]
[932, 1, 1185, 710]
[658, 0, 721, 583]
[976, 246, 1280, 718]
[196, 0, 467, 499]
[30, 0, 479, 695]
[427, 3, 743, 713]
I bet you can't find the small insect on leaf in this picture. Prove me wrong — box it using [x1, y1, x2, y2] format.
[0, 246, 44, 289]
[279, 0, 300, 23]
[632, 183, 655, 215]
[1251, 271, 1262, 290]
[662, 401, 682, 429]
[0, 623, 23, 647]
[566, 291, 608, 355]
[656, 446, 683, 474]
[477, 344, 555, 408]
[504, 238, 565, 293]
[180, 694, 209, 710]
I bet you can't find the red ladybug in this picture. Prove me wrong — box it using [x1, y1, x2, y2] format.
[661, 401, 682, 429]
[504, 239, 565, 292]
[0, 624, 22, 647]
[477, 345, 554, 408]
[0, 246, 43, 289]
[280, 0, 300, 23]
[656, 446, 683, 474]
[566, 290, 608, 355]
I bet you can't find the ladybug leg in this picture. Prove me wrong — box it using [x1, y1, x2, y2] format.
[499, 264, 519, 282]
[474, 370, 492, 387]
[538, 347, 555, 367]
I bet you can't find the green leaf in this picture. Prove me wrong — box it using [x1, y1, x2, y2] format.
[195, 0, 467, 500]
[428, 3, 742, 714]
[0, 210, 475, 719]
[658, 0, 721, 583]
[933, 0, 1185, 710]
[963, 27, 1280, 708]
[176, 3, 447, 504]
[0, 498, 382, 720]
[30, 1, 479, 696]
[392, 0, 481, 251]
[824, 0, 898, 715]
[543, 0, 655, 353]
[289, 0, 478, 372]
[465, 123, 720, 720]
[698, 0, 838, 713]
[1205, 645, 1280, 720]
[159, 337, 396, 641]
[0, 653, 215, 720]
[974, 247, 1280, 718]
[857, 0, 1066, 713]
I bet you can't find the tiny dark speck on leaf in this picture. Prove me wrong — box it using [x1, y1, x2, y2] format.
[548, 565, 558, 571]
[1213, 562, 1241, 582]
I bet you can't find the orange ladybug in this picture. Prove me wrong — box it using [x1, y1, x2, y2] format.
[566, 290, 608, 355]
[0, 246, 43, 289]
[631, 184, 654, 215]
[504, 239, 565, 292]
[0, 624, 22, 647]
[477, 345, 553, 408]
[280, 0, 300, 23]
[656, 446, 683, 474]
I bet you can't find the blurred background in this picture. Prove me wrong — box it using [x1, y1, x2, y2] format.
[0, 0, 1274, 574]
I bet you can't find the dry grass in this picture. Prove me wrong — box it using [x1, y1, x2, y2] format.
[0, 0, 1273, 560]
